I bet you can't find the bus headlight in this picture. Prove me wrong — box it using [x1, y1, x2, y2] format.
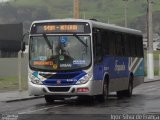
[29, 74, 43, 85]
[76, 74, 92, 85]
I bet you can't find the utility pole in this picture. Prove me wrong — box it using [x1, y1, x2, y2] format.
[147, 0, 154, 79]
[73, 0, 79, 19]
[123, 0, 128, 27]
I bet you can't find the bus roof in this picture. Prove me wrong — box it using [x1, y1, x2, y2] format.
[31, 18, 142, 36]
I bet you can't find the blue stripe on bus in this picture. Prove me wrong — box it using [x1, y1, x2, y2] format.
[93, 56, 144, 80]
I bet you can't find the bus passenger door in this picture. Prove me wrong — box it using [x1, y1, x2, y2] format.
[93, 29, 103, 80]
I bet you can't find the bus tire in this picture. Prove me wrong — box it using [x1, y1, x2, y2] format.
[44, 95, 55, 104]
[117, 76, 133, 98]
[125, 76, 133, 97]
[116, 91, 124, 98]
[96, 79, 109, 102]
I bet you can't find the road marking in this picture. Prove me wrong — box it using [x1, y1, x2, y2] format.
[147, 85, 156, 88]
[18, 104, 66, 114]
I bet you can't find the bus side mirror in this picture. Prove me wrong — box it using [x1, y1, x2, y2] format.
[21, 32, 29, 52]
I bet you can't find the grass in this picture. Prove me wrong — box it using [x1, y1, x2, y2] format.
[153, 51, 160, 75]
[0, 76, 27, 92]
[0, 55, 28, 92]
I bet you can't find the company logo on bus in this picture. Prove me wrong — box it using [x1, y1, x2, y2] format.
[56, 80, 61, 85]
[115, 60, 126, 72]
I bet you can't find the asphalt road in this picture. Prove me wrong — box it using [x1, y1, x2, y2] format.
[1, 81, 160, 120]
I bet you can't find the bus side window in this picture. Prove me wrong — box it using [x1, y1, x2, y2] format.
[108, 32, 116, 56]
[139, 36, 144, 57]
[123, 34, 130, 56]
[116, 33, 123, 56]
[130, 35, 136, 57]
[136, 36, 144, 57]
[93, 28, 103, 63]
[102, 31, 109, 55]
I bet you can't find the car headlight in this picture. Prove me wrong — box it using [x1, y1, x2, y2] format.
[76, 74, 92, 85]
[29, 74, 43, 85]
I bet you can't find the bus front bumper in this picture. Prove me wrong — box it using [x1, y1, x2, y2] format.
[28, 80, 102, 96]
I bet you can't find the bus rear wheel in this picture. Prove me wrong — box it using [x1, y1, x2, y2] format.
[117, 76, 133, 98]
[125, 78, 133, 97]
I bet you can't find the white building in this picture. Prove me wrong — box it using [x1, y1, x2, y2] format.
[143, 33, 160, 50]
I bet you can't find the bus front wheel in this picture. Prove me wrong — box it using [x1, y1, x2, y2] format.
[96, 80, 109, 102]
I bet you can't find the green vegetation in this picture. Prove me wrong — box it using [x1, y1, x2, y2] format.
[0, 0, 160, 33]
[144, 50, 160, 76]
[10, 0, 160, 23]
[0, 76, 27, 92]
[153, 51, 160, 75]
[0, 57, 28, 92]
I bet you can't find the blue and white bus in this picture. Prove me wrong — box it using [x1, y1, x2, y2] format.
[28, 19, 144, 103]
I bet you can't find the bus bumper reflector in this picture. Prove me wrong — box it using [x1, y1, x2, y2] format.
[77, 88, 89, 92]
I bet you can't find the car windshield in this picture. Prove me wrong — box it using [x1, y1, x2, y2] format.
[29, 35, 91, 71]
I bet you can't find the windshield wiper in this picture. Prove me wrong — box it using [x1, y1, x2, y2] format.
[43, 34, 52, 50]
[73, 34, 88, 48]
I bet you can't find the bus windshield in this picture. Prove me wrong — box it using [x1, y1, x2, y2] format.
[29, 35, 91, 71]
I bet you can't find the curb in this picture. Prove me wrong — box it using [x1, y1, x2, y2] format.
[144, 79, 160, 83]
[4, 96, 44, 103]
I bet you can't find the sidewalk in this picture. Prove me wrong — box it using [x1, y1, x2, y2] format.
[0, 76, 160, 102]
[144, 76, 160, 83]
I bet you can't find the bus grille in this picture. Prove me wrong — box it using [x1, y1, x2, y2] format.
[48, 87, 70, 92]
[40, 73, 80, 79]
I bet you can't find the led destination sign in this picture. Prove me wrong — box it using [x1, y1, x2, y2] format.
[43, 25, 78, 31]
[31, 22, 90, 34]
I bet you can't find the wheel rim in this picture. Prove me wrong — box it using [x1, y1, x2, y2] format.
[128, 81, 133, 95]
[130, 84, 133, 93]
[103, 82, 108, 100]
